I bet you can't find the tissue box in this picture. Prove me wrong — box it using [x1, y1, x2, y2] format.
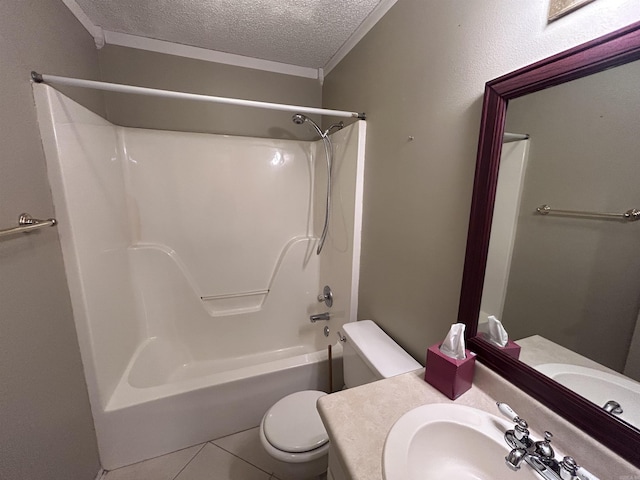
[424, 344, 476, 400]
[482, 334, 521, 360]
[500, 339, 521, 359]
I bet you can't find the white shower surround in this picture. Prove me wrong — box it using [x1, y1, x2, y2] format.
[33, 84, 365, 469]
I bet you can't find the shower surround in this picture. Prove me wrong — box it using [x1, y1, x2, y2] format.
[33, 84, 365, 469]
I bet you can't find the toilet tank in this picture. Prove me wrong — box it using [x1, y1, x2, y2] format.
[342, 320, 422, 388]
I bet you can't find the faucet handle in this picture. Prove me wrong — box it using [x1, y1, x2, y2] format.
[317, 285, 333, 307]
[559, 456, 601, 480]
[534, 431, 555, 463]
[559, 456, 578, 480]
[496, 402, 528, 430]
[576, 466, 601, 480]
[497, 402, 531, 448]
[497, 402, 520, 421]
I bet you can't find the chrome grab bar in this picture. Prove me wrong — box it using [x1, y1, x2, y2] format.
[0, 213, 57, 239]
[536, 204, 640, 222]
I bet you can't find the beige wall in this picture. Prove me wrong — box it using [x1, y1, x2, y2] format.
[503, 60, 640, 372]
[0, 11, 320, 477]
[98, 45, 322, 139]
[323, 0, 640, 361]
[0, 1, 102, 478]
[3, 1, 640, 476]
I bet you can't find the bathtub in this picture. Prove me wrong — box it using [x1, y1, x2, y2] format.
[97, 337, 343, 469]
[34, 84, 364, 470]
[95, 239, 347, 469]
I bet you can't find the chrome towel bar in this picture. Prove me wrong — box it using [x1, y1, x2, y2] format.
[536, 204, 640, 222]
[0, 213, 57, 239]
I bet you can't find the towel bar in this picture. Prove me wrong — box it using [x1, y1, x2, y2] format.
[536, 204, 640, 222]
[0, 213, 57, 239]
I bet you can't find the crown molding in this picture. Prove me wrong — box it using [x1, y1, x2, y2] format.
[60, 1, 321, 79]
[323, 0, 398, 75]
[60, 0, 396, 79]
[103, 31, 320, 79]
[61, 0, 104, 48]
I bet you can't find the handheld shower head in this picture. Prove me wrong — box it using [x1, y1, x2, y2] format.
[292, 113, 306, 125]
[291, 112, 334, 255]
[291, 113, 323, 138]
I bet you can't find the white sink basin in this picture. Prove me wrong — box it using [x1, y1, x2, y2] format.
[535, 363, 640, 428]
[383, 403, 540, 480]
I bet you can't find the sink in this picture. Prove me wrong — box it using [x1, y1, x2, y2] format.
[535, 363, 640, 428]
[383, 403, 540, 480]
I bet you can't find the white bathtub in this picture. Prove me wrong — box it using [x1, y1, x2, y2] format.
[97, 338, 343, 469]
[92, 239, 347, 468]
[34, 84, 364, 470]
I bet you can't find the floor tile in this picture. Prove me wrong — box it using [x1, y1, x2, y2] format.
[175, 443, 270, 480]
[212, 427, 285, 477]
[213, 428, 330, 480]
[104, 444, 204, 480]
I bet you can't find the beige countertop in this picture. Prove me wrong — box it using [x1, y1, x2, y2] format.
[317, 362, 640, 480]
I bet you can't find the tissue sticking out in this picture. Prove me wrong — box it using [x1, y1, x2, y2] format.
[426, 323, 476, 399]
[486, 315, 509, 347]
[439, 323, 467, 360]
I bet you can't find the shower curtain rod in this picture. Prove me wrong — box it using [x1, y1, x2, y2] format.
[503, 132, 530, 143]
[31, 71, 366, 120]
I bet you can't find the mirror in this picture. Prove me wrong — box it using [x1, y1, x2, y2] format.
[499, 57, 639, 419]
[483, 56, 640, 429]
[457, 20, 640, 467]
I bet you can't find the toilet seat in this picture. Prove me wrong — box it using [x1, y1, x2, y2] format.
[260, 390, 330, 464]
[264, 390, 328, 452]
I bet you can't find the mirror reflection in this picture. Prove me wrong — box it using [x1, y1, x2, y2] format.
[478, 58, 640, 429]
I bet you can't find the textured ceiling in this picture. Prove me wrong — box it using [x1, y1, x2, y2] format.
[73, 0, 384, 68]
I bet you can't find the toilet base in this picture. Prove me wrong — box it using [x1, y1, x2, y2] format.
[259, 416, 328, 480]
[266, 457, 327, 480]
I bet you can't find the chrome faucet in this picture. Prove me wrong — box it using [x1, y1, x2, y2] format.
[496, 402, 601, 480]
[602, 400, 623, 415]
[310, 312, 330, 323]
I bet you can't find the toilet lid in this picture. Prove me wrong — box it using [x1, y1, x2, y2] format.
[263, 390, 329, 453]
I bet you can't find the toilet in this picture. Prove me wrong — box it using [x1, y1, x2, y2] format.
[259, 320, 422, 479]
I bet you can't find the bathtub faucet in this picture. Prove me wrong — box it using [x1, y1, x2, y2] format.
[310, 312, 330, 323]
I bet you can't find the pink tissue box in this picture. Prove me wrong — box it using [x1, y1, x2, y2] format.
[500, 339, 521, 359]
[482, 335, 521, 360]
[424, 344, 476, 400]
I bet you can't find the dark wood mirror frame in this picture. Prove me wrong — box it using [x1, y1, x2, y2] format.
[457, 20, 640, 467]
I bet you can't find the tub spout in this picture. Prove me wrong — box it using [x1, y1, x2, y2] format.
[310, 312, 330, 323]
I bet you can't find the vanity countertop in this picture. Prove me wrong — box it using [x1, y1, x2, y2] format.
[517, 334, 633, 379]
[317, 362, 640, 480]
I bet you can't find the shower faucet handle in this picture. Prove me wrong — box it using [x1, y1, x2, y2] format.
[317, 285, 333, 307]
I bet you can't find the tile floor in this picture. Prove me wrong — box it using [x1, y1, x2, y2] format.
[102, 427, 327, 480]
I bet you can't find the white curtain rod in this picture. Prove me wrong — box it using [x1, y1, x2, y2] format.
[31, 71, 366, 120]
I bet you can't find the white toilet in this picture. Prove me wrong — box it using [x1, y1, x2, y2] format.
[259, 320, 422, 479]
